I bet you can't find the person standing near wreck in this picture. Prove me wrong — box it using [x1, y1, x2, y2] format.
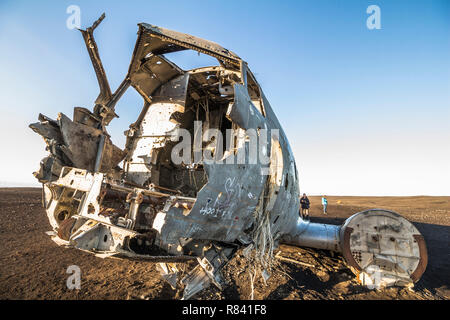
[322, 195, 328, 214]
[300, 193, 310, 219]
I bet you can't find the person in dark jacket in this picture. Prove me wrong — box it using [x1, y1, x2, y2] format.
[300, 193, 310, 220]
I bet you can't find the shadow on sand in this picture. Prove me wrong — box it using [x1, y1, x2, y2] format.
[307, 216, 450, 297]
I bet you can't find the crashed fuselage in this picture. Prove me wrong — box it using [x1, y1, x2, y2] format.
[30, 15, 427, 299]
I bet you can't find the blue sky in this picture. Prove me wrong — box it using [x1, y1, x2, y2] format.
[0, 0, 448, 195]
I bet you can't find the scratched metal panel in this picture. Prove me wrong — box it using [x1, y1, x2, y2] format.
[58, 113, 126, 173]
[226, 84, 266, 130]
[158, 151, 267, 244]
[58, 113, 102, 172]
[252, 88, 301, 238]
[130, 55, 184, 100]
[139, 23, 241, 65]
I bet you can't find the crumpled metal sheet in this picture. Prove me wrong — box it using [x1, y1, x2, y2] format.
[127, 23, 242, 79]
[130, 55, 184, 102]
[155, 152, 266, 248]
[29, 112, 125, 182]
[226, 83, 266, 130]
[139, 23, 241, 65]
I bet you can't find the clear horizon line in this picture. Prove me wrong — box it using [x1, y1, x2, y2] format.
[0, 183, 448, 197]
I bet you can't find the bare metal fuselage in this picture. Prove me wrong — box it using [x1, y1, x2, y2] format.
[30, 14, 427, 299]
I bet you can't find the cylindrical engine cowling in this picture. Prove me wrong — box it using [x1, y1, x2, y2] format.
[281, 209, 428, 289]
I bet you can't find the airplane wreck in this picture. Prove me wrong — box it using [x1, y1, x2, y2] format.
[30, 14, 427, 299]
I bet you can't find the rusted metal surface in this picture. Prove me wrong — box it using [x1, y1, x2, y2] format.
[339, 209, 426, 289]
[30, 14, 428, 299]
[410, 234, 428, 282]
[340, 227, 362, 271]
[57, 217, 77, 241]
[79, 13, 112, 106]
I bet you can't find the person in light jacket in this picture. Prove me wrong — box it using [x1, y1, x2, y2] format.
[321, 195, 328, 214]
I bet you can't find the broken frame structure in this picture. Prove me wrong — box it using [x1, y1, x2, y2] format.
[30, 14, 427, 299]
